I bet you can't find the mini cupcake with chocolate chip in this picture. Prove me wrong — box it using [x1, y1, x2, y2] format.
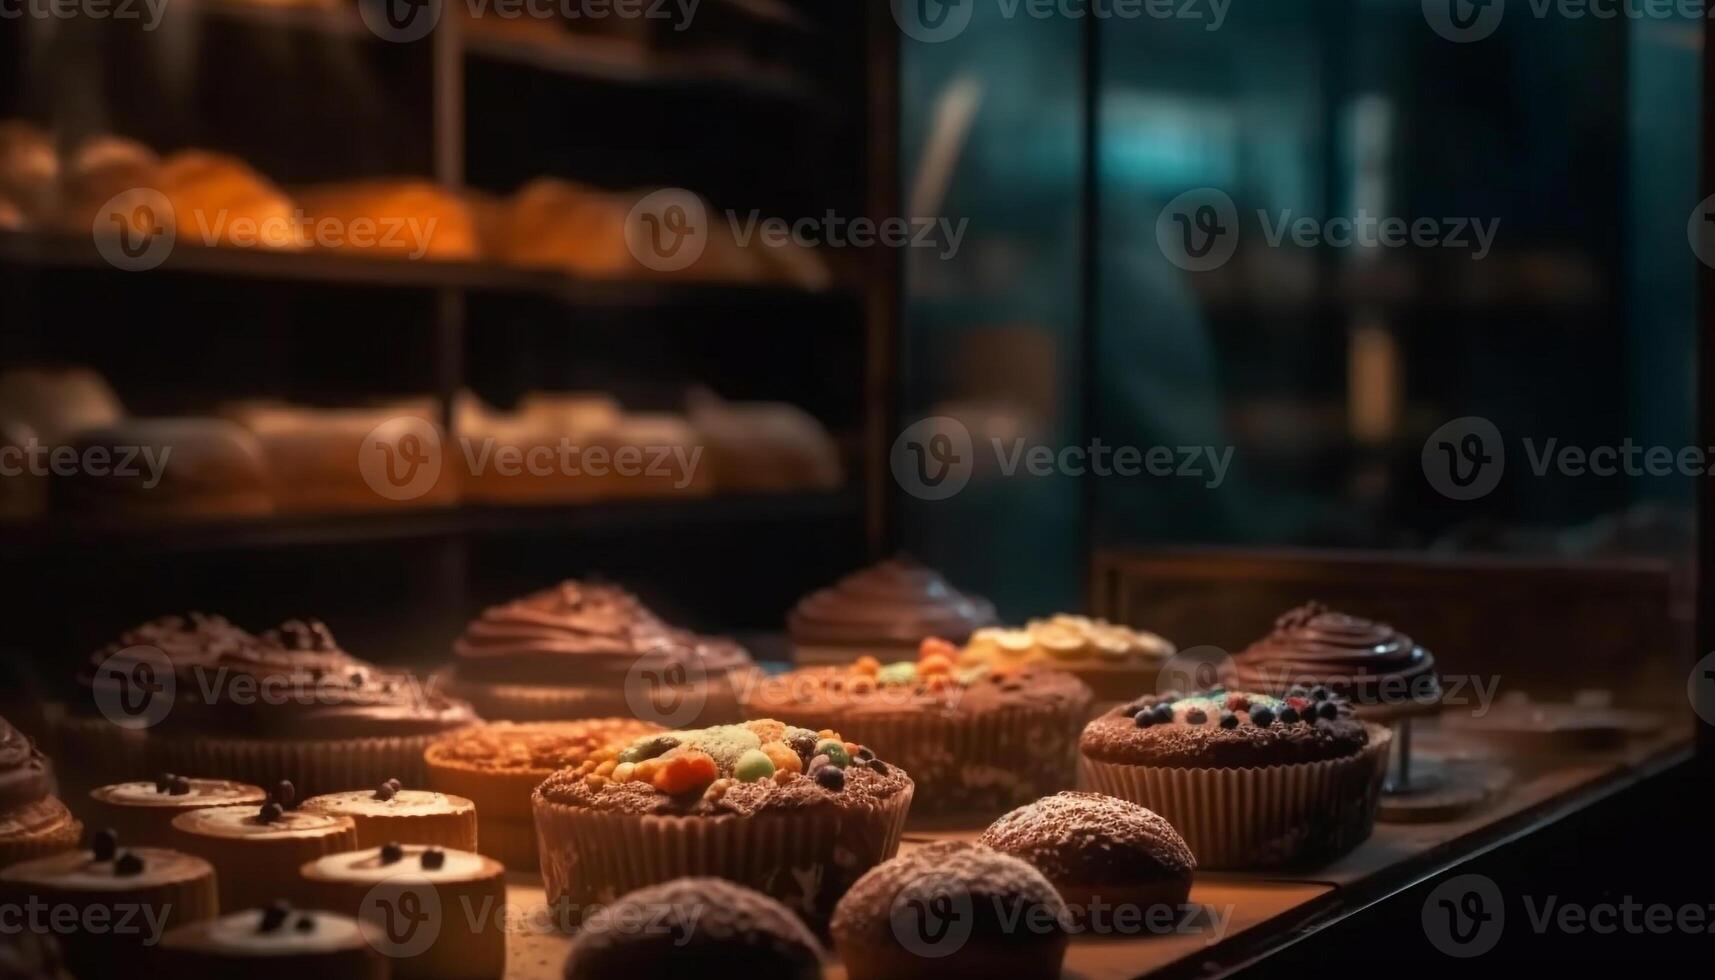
[86, 774, 268, 848]
[1079, 688, 1391, 868]
[159, 904, 388, 980]
[169, 782, 359, 913]
[300, 779, 477, 851]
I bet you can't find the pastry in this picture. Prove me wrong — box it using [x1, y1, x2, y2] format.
[563, 877, 823, 980]
[1229, 602, 1441, 719]
[0, 717, 82, 867]
[531, 720, 913, 929]
[300, 784, 477, 851]
[787, 556, 998, 665]
[741, 641, 1091, 820]
[159, 905, 388, 980]
[687, 389, 843, 493]
[422, 718, 660, 870]
[53, 419, 274, 518]
[1079, 688, 1391, 868]
[0, 366, 125, 445]
[0, 120, 56, 225]
[589, 413, 713, 498]
[159, 150, 303, 250]
[222, 401, 460, 512]
[300, 844, 505, 980]
[86, 776, 268, 848]
[170, 795, 358, 912]
[57, 134, 165, 238]
[960, 613, 1175, 704]
[296, 180, 479, 261]
[440, 580, 753, 725]
[493, 178, 636, 278]
[830, 841, 1068, 980]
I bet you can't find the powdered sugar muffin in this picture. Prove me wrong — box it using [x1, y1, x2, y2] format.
[979, 791, 1194, 916]
[564, 877, 823, 979]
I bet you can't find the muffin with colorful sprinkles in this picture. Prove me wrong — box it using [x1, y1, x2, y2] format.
[531, 719, 913, 929]
[1079, 688, 1391, 868]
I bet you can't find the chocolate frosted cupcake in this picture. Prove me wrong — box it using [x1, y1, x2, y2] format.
[788, 557, 997, 665]
[532, 720, 914, 930]
[440, 580, 754, 725]
[159, 906, 387, 980]
[0, 718, 82, 867]
[86, 776, 268, 848]
[1080, 689, 1391, 868]
[741, 641, 1091, 820]
[979, 791, 1194, 916]
[1230, 602, 1441, 719]
[564, 878, 824, 980]
[960, 614, 1175, 704]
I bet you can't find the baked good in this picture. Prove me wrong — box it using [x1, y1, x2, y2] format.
[978, 791, 1195, 918]
[0, 120, 56, 226]
[0, 366, 125, 445]
[222, 401, 460, 512]
[300, 784, 477, 851]
[590, 413, 714, 498]
[171, 796, 358, 912]
[687, 389, 843, 493]
[0, 930, 73, 980]
[159, 150, 303, 250]
[53, 419, 274, 518]
[159, 905, 387, 980]
[0, 837, 217, 977]
[531, 719, 913, 929]
[423, 718, 660, 870]
[296, 180, 479, 261]
[830, 841, 1068, 980]
[741, 641, 1091, 820]
[456, 397, 613, 505]
[86, 776, 268, 848]
[493, 178, 636, 278]
[1079, 688, 1391, 868]
[440, 580, 753, 725]
[57, 134, 166, 238]
[1229, 602, 1441, 719]
[788, 557, 998, 665]
[960, 614, 1175, 704]
[0, 717, 82, 867]
[563, 877, 823, 980]
[300, 844, 505, 980]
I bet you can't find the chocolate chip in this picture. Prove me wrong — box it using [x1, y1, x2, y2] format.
[92, 828, 118, 861]
[867, 759, 889, 775]
[386, 778, 402, 792]
[259, 802, 284, 823]
[374, 783, 396, 802]
[814, 766, 846, 790]
[294, 915, 316, 933]
[856, 747, 875, 762]
[170, 776, 191, 796]
[274, 780, 296, 806]
[113, 851, 144, 876]
[380, 842, 404, 864]
[420, 849, 445, 870]
[259, 901, 291, 933]
[155, 773, 175, 794]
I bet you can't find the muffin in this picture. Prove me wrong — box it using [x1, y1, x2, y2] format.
[159, 905, 388, 980]
[531, 720, 914, 930]
[1229, 602, 1442, 719]
[439, 580, 754, 725]
[830, 841, 1068, 980]
[86, 775, 268, 847]
[300, 844, 505, 980]
[741, 641, 1091, 820]
[1079, 688, 1392, 868]
[170, 796, 359, 912]
[959, 614, 1176, 704]
[787, 557, 998, 665]
[0, 717, 82, 867]
[300, 784, 476, 851]
[979, 791, 1195, 920]
[563, 877, 823, 980]
[423, 718, 661, 870]
[0, 835, 217, 977]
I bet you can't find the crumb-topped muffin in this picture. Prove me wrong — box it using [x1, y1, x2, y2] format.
[960, 613, 1175, 703]
[1229, 602, 1442, 719]
[741, 640, 1090, 820]
[0, 717, 81, 867]
[979, 791, 1195, 916]
[1080, 689, 1390, 868]
[532, 719, 913, 929]
[159, 905, 387, 980]
[87, 775, 268, 848]
[564, 877, 823, 980]
[788, 557, 997, 665]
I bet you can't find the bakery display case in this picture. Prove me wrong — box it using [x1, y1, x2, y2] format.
[0, 2, 1710, 977]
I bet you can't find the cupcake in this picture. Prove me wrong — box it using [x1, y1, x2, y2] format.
[0, 718, 82, 867]
[563, 878, 823, 980]
[439, 581, 754, 725]
[300, 844, 505, 980]
[423, 718, 661, 870]
[0, 833, 217, 977]
[531, 720, 914, 930]
[300, 782, 477, 851]
[959, 614, 1175, 704]
[159, 905, 388, 980]
[787, 557, 997, 665]
[830, 841, 1068, 980]
[741, 641, 1091, 820]
[1229, 602, 1442, 719]
[1079, 689, 1392, 868]
[86, 775, 268, 848]
[979, 791, 1195, 920]
[170, 794, 360, 912]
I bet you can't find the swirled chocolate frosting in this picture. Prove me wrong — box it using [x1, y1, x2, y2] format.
[1231, 602, 1439, 705]
[451, 581, 751, 685]
[0, 716, 51, 812]
[787, 558, 997, 646]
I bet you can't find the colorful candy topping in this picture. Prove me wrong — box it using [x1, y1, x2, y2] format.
[1127, 689, 1348, 730]
[570, 721, 873, 801]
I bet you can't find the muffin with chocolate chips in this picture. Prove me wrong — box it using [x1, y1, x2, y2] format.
[564, 877, 823, 980]
[531, 720, 914, 930]
[1080, 688, 1391, 868]
[979, 791, 1194, 916]
[301, 780, 477, 851]
[159, 905, 387, 980]
[169, 784, 359, 913]
[87, 775, 267, 848]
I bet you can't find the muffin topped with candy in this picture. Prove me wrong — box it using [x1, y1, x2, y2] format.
[1082, 688, 1371, 769]
[1230, 602, 1441, 718]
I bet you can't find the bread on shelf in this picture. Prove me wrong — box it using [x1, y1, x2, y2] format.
[53, 418, 274, 519]
[222, 400, 461, 512]
[58, 135, 168, 239]
[158, 150, 303, 250]
[688, 388, 842, 493]
[0, 119, 56, 227]
[295, 179, 480, 261]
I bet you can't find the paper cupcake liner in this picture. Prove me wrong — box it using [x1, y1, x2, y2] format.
[335, 808, 478, 852]
[1080, 725, 1392, 869]
[0, 811, 83, 867]
[424, 759, 543, 822]
[149, 731, 461, 800]
[0, 866, 218, 977]
[473, 814, 540, 871]
[176, 824, 359, 914]
[533, 783, 913, 931]
[437, 669, 749, 726]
